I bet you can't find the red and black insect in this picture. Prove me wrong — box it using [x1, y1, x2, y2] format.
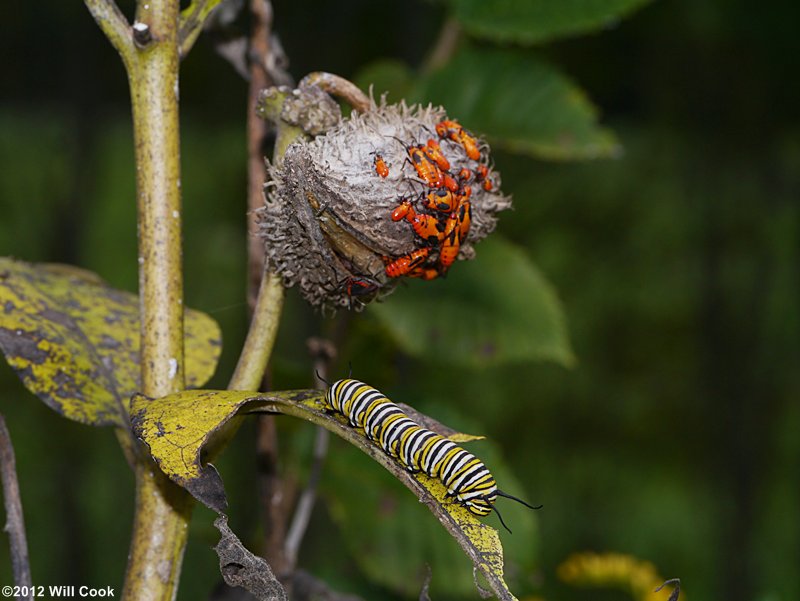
[423, 139, 450, 171]
[458, 167, 473, 182]
[391, 136, 444, 188]
[435, 119, 481, 161]
[442, 173, 459, 193]
[455, 199, 472, 243]
[343, 276, 380, 298]
[438, 221, 460, 273]
[407, 266, 440, 280]
[423, 187, 459, 213]
[457, 131, 481, 161]
[383, 247, 431, 278]
[438, 199, 472, 273]
[391, 199, 446, 245]
[435, 119, 462, 139]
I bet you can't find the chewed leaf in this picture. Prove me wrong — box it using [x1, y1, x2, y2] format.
[214, 515, 288, 600]
[130, 389, 295, 511]
[0, 257, 222, 426]
[130, 388, 518, 601]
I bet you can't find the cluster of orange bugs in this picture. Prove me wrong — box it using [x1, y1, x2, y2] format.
[375, 120, 494, 281]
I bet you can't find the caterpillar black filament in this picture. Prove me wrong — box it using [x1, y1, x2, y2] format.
[324, 378, 540, 532]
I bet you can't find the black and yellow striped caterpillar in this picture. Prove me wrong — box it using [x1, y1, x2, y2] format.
[324, 378, 539, 532]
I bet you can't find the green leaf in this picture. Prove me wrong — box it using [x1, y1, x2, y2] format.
[370, 237, 574, 367]
[0, 257, 222, 426]
[130, 388, 522, 600]
[325, 431, 538, 597]
[451, 0, 653, 45]
[353, 59, 415, 104]
[411, 45, 620, 160]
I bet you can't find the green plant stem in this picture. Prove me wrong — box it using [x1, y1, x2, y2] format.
[84, 0, 135, 69]
[229, 268, 285, 391]
[114, 1, 191, 600]
[178, 0, 225, 58]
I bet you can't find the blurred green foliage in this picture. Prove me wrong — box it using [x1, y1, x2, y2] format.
[1, 0, 799, 600]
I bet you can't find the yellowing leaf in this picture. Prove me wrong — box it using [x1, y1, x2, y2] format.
[0, 257, 222, 426]
[131, 388, 519, 600]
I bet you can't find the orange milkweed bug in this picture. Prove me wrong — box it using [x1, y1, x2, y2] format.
[408, 146, 444, 188]
[407, 266, 440, 280]
[456, 199, 472, 243]
[435, 119, 481, 161]
[423, 139, 450, 171]
[383, 247, 431, 278]
[438, 198, 471, 272]
[391, 199, 446, 245]
[442, 173, 459, 193]
[373, 154, 389, 178]
[438, 225, 461, 272]
[435, 119, 462, 139]
[391, 136, 444, 188]
[458, 167, 473, 182]
[474, 164, 489, 182]
[456, 130, 481, 161]
[424, 187, 459, 213]
[391, 198, 415, 222]
[482, 178, 494, 192]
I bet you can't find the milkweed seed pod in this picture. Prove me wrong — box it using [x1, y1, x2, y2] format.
[259, 98, 512, 311]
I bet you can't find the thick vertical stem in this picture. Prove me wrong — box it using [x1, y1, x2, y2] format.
[123, 1, 192, 600]
[131, 2, 185, 394]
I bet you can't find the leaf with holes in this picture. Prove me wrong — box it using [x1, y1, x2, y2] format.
[0, 257, 222, 426]
[130, 387, 521, 600]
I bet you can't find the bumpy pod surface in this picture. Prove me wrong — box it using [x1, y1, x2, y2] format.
[259, 101, 511, 310]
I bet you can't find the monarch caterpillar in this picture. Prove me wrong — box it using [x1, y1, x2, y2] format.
[324, 378, 540, 532]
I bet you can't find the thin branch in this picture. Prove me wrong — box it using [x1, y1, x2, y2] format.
[228, 267, 285, 391]
[256, 412, 292, 580]
[0, 415, 32, 597]
[245, 1, 290, 581]
[422, 17, 462, 74]
[298, 72, 372, 113]
[178, 0, 225, 58]
[84, 0, 136, 68]
[246, 0, 274, 308]
[283, 426, 328, 570]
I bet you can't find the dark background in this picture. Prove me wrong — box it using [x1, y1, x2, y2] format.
[1, 1, 799, 600]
